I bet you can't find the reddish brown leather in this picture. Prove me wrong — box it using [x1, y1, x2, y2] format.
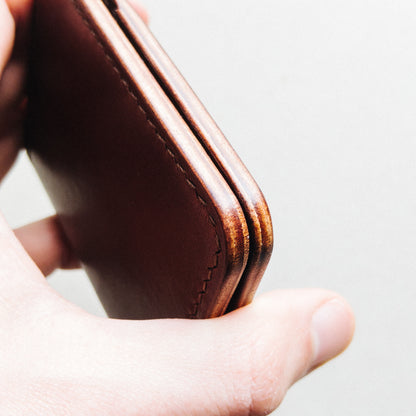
[112, 0, 274, 310]
[25, 0, 272, 319]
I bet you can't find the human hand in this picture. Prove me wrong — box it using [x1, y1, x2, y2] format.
[0, 1, 355, 415]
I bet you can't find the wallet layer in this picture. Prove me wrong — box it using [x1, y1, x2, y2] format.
[25, 0, 273, 319]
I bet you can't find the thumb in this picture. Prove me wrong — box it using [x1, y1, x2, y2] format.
[214, 289, 355, 415]
[100, 289, 354, 416]
[215, 289, 355, 415]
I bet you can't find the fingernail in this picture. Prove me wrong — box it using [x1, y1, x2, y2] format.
[311, 298, 354, 367]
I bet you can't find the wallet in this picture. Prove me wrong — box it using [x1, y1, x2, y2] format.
[25, 0, 274, 319]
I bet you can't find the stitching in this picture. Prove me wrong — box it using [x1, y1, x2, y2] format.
[70, 0, 221, 318]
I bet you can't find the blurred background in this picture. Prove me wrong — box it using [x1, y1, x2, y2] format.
[1, 0, 416, 414]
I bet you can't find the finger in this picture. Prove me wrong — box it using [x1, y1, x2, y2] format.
[4, 0, 32, 67]
[5, 0, 33, 22]
[0, 212, 50, 316]
[14, 216, 80, 277]
[199, 290, 354, 415]
[127, 0, 149, 24]
[220, 290, 354, 414]
[0, 1, 32, 180]
[85, 289, 354, 416]
[0, 1, 15, 75]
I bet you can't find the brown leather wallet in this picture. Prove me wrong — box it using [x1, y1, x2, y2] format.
[25, 0, 273, 319]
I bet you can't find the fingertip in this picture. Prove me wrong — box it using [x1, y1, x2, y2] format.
[250, 289, 355, 368]
[128, 0, 150, 24]
[223, 289, 355, 384]
[310, 297, 355, 368]
[14, 216, 80, 277]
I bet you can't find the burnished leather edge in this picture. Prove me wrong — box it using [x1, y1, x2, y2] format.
[111, 0, 274, 310]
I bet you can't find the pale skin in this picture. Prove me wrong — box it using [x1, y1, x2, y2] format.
[0, 1, 355, 415]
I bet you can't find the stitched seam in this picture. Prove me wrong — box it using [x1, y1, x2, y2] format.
[71, 0, 221, 318]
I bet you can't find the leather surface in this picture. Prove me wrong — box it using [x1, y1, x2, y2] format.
[25, 0, 272, 319]
[26, 0, 250, 319]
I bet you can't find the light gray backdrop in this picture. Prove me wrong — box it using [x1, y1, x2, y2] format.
[1, 0, 415, 414]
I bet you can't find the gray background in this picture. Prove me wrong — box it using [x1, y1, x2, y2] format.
[1, 0, 415, 414]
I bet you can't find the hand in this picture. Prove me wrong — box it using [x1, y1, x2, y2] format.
[0, 1, 355, 415]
